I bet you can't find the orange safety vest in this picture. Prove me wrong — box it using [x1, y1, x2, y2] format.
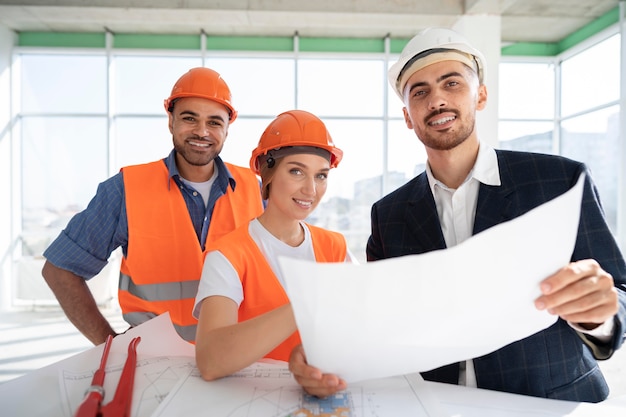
[119, 160, 263, 342]
[211, 222, 347, 361]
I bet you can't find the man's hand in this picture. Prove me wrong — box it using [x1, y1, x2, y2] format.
[288, 345, 347, 397]
[535, 259, 618, 329]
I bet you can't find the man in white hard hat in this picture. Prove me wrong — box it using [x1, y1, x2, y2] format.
[290, 27, 626, 403]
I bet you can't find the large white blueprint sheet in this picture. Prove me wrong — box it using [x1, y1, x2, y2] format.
[151, 361, 626, 417]
[281, 174, 585, 383]
[152, 361, 442, 417]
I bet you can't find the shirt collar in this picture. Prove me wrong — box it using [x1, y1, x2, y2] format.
[165, 149, 236, 191]
[426, 141, 501, 193]
[472, 141, 501, 187]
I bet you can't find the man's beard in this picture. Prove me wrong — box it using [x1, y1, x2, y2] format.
[418, 110, 475, 151]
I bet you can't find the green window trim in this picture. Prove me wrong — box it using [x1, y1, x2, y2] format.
[16, 6, 619, 57]
[18, 32, 106, 48]
[113, 34, 200, 50]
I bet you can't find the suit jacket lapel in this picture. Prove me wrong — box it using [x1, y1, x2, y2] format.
[474, 152, 516, 235]
[404, 174, 447, 251]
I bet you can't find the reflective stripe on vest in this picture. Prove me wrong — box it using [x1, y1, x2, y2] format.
[212, 222, 347, 361]
[119, 272, 199, 300]
[120, 160, 263, 342]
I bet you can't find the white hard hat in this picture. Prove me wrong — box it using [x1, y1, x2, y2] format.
[388, 27, 486, 100]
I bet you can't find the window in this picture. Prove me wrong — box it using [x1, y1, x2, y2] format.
[498, 32, 621, 235]
[17, 54, 108, 258]
[499, 62, 554, 120]
[20, 54, 107, 114]
[561, 106, 620, 231]
[297, 58, 384, 117]
[113, 56, 202, 114]
[561, 35, 620, 117]
[10, 28, 624, 284]
[498, 61, 555, 152]
[560, 34, 620, 233]
[207, 57, 296, 117]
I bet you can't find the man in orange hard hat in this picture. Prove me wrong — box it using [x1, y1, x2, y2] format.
[42, 67, 264, 344]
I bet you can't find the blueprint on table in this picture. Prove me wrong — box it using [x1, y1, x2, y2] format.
[151, 361, 438, 417]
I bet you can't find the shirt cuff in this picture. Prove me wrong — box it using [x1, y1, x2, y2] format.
[569, 319, 615, 342]
[569, 318, 616, 360]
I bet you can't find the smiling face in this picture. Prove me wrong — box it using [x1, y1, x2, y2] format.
[401, 60, 487, 152]
[168, 96, 230, 180]
[263, 153, 330, 222]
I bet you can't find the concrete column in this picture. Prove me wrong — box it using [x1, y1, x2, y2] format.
[616, 0, 626, 250]
[452, 14, 502, 148]
[0, 23, 17, 311]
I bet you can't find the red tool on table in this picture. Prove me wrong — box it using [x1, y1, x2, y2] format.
[73, 335, 142, 417]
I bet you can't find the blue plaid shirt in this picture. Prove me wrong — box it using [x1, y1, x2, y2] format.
[43, 150, 238, 280]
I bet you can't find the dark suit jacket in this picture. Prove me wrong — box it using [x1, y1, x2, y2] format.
[366, 150, 626, 402]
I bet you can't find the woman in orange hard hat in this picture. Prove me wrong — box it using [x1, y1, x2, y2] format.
[193, 109, 355, 381]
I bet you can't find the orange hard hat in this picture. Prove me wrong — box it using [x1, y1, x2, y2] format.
[249, 110, 343, 175]
[163, 67, 237, 122]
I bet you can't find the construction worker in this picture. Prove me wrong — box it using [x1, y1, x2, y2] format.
[194, 109, 355, 381]
[290, 27, 626, 402]
[42, 67, 264, 345]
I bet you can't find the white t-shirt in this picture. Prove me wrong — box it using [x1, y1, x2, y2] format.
[180, 167, 218, 208]
[193, 218, 354, 318]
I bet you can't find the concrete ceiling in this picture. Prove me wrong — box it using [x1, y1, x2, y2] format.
[0, 0, 620, 43]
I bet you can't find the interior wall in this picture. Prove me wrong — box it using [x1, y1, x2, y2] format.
[0, 23, 16, 311]
[617, 0, 626, 253]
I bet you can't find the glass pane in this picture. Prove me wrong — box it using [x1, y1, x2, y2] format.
[20, 54, 107, 114]
[561, 34, 620, 117]
[21, 116, 108, 255]
[323, 119, 383, 201]
[114, 56, 202, 115]
[388, 119, 428, 189]
[387, 57, 404, 117]
[561, 106, 619, 233]
[498, 121, 554, 154]
[114, 116, 173, 170]
[388, 95, 405, 121]
[298, 58, 385, 117]
[499, 62, 554, 119]
[207, 57, 295, 117]
[314, 119, 384, 263]
[219, 117, 275, 168]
